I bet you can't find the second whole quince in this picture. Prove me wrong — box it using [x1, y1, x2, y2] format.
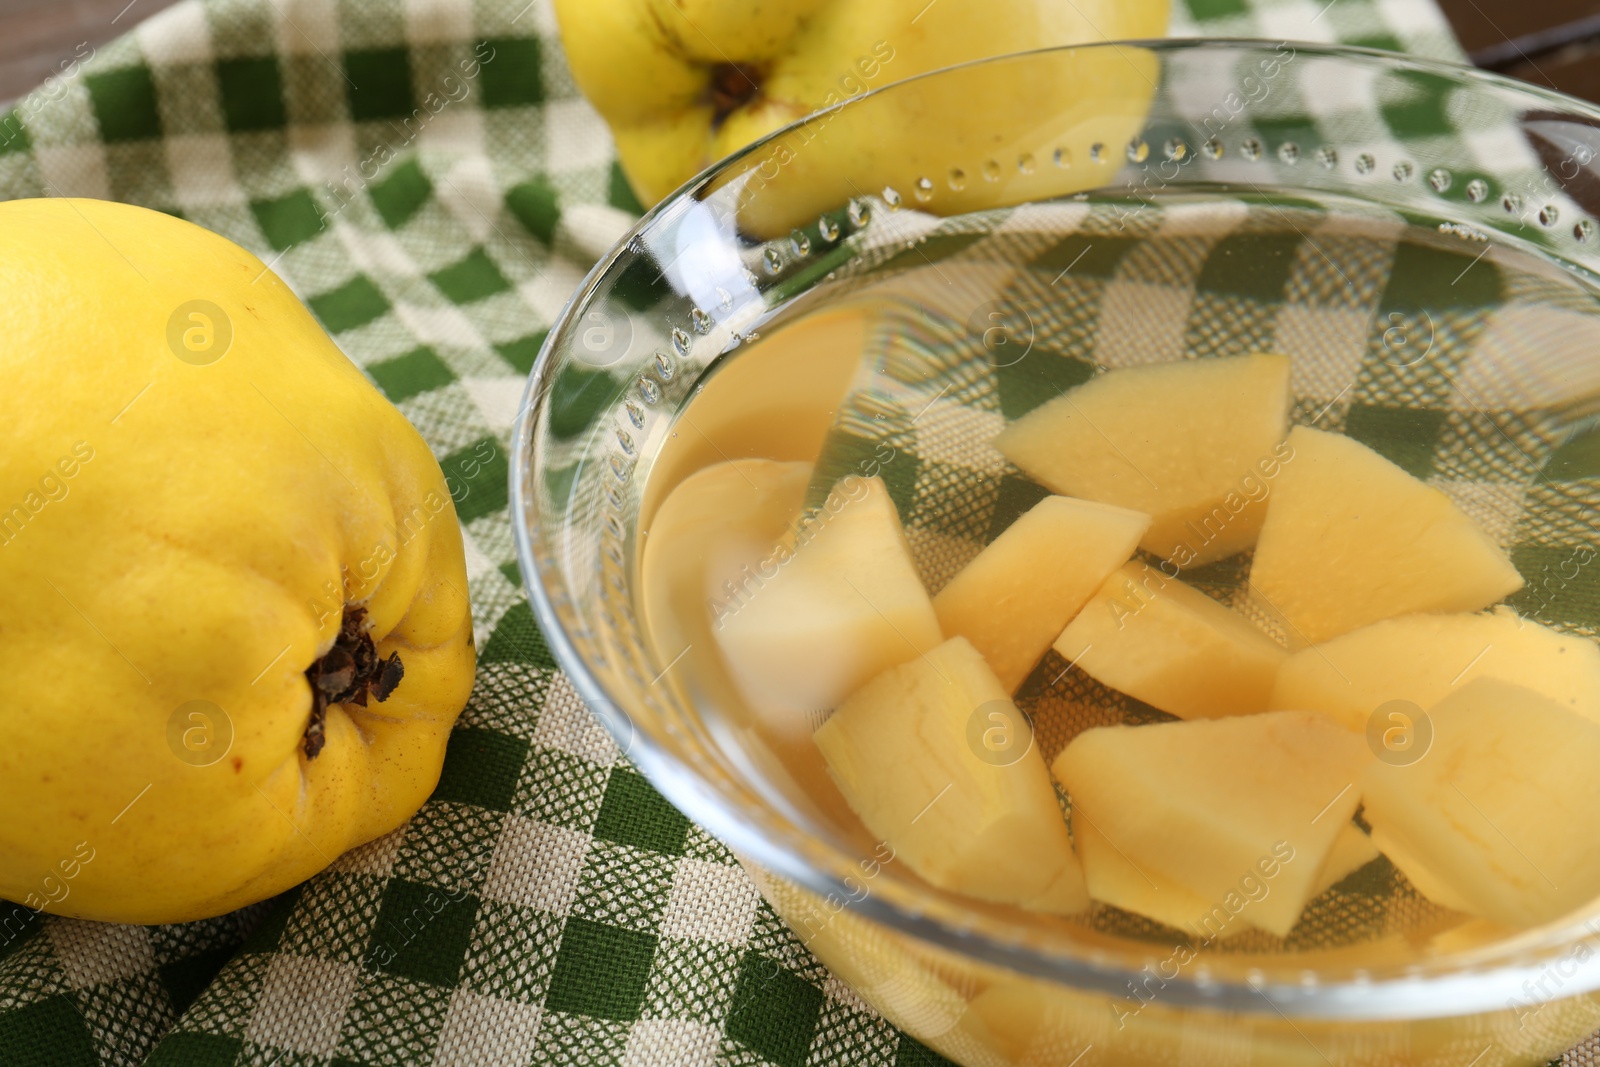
[555, 0, 1170, 220]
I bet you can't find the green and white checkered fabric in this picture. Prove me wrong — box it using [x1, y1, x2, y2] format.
[11, 0, 1593, 1064]
[1165, 0, 1459, 54]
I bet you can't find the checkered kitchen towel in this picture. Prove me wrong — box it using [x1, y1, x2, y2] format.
[5, 0, 1577, 1064]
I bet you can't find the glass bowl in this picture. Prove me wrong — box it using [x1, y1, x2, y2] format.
[513, 40, 1600, 1066]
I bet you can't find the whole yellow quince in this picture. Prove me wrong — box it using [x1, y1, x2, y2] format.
[0, 199, 475, 924]
[555, 0, 1169, 208]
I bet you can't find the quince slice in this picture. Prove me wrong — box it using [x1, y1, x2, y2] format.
[933, 496, 1148, 692]
[714, 477, 940, 722]
[1270, 608, 1600, 731]
[1054, 562, 1286, 720]
[994, 354, 1291, 565]
[1248, 427, 1523, 646]
[815, 637, 1087, 912]
[1363, 679, 1600, 926]
[1054, 710, 1371, 936]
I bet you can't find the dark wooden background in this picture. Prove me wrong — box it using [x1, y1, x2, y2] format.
[0, 0, 179, 101]
[1440, 0, 1600, 101]
[0, 0, 1596, 106]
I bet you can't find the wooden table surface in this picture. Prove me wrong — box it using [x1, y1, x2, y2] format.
[1437, 0, 1600, 102]
[0, 0, 177, 103]
[0, 1, 1596, 112]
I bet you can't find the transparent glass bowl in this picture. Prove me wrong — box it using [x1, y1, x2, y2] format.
[513, 41, 1600, 1065]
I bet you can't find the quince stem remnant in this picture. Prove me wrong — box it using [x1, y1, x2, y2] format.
[303, 606, 404, 759]
[710, 63, 763, 124]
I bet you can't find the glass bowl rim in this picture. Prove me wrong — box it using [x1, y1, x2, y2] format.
[512, 37, 1600, 1020]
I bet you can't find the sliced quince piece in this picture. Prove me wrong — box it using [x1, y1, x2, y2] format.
[641, 458, 812, 661]
[1310, 823, 1381, 898]
[640, 305, 869, 527]
[814, 636, 1087, 912]
[993, 354, 1291, 565]
[1053, 562, 1286, 719]
[1026, 862, 1096, 917]
[1362, 678, 1600, 927]
[933, 496, 1148, 692]
[1054, 710, 1371, 936]
[1426, 917, 1517, 955]
[1073, 812, 1225, 934]
[714, 476, 941, 722]
[1076, 818, 1376, 935]
[1270, 608, 1600, 731]
[1248, 427, 1523, 646]
[640, 458, 812, 744]
[1369, 824, 1477, 914]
